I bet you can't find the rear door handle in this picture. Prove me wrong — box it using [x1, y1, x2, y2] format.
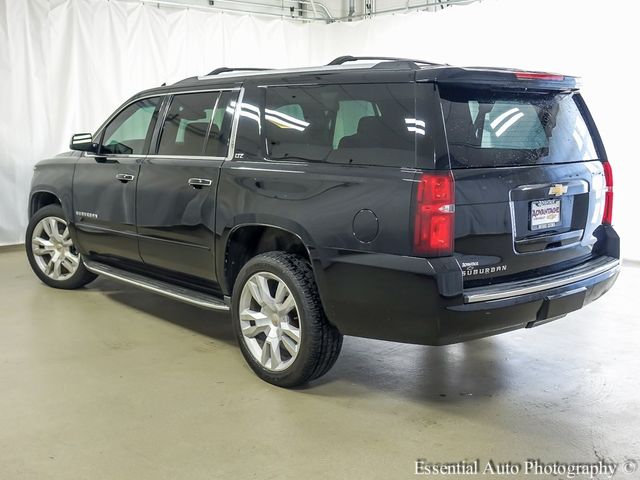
[188, 178, 213, 188]
[116, 173, 135, 183]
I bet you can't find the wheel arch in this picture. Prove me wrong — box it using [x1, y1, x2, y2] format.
[29, 190, 62, 218]
[29, 156, 77, 222]
[28, 188, 81, 251]
[220, 222, 316, 296]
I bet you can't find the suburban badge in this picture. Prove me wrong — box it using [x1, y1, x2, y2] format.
[75, 210, 98, 219]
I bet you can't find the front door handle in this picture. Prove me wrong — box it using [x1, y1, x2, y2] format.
[188, 178, 213, 189]
[116, 173, 135, 183]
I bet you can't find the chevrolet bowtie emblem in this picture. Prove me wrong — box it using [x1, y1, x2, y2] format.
[548, 184, 568, 197]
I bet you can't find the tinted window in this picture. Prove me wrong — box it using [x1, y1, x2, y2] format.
[234, 94, 262, 158]
[264, 84, 417, 167]
[101, 98, 160, 155]
[157, 92, 219, 156]
[439, 86, 598, 167]
[204, 91, 236, 157]
[333, 100, 378, 148]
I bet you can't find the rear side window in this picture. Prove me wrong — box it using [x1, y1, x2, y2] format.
[205, 91, 237, 157]
[333, 100, 378, 148]
[264, 84, 416, 167]
[157, 91, 236, 157]
[439, 86, 598, 168]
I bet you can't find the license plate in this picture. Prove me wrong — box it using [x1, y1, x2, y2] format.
[530, 199, 561, 230]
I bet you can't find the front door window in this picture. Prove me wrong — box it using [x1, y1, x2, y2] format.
[100, 98, 160, 155]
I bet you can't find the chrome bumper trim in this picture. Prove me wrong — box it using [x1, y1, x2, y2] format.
[463, 256, 620, 304]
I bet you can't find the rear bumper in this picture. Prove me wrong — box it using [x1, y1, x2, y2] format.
[462, 256, 618, 303]
[442, 256, 619, 344]
[314, 252, 620, 346]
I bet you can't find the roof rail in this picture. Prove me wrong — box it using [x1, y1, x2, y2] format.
[327, 55, 441, 67]
[207, 67, 271, 76]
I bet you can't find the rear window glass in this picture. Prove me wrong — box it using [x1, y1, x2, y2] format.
[156, 91, 236, 157]
[439, 86, 598, 167]
[333, 100, 379, 148]
[264, 84, 416, 167]
[158, 92, 218, 156]
[204, 91, 237, 157]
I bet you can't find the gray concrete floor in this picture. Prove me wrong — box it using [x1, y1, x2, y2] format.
[0, 247, 638, 479]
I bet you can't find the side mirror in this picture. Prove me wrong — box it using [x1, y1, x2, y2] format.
[70, 133, 98, 153]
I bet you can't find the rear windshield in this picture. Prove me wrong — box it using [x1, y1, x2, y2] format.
[439, 86, 599, 168]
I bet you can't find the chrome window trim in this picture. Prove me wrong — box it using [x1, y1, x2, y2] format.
[91, 88, 241, 144]
[202, 92, 222, 155]
[84, 153, 142, 159]
[144, 155, 228, 161]
[226, 87, 245, 161]
[151, 94, 173, 157]
[165, 87, 241, 95]
[85, 87, 243, 161]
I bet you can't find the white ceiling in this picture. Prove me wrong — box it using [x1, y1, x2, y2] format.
[134, 0, 480, 22]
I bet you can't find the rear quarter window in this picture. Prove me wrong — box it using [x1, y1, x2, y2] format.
[264, 83, 417, 167]
[439, 86, 599, 168]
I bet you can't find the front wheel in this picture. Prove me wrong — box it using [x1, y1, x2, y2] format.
[25, 204, 96, 289]
[232, 252, 343, 388]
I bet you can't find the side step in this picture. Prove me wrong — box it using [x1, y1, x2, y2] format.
[83, 260, 229, 312]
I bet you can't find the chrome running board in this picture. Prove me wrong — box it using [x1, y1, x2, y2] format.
[464, 256, 620, 304]
[83, 259, 229, 311]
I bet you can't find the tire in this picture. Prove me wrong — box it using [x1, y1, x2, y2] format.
[25, 204, 97, 290]
[232, 251, 343, 388]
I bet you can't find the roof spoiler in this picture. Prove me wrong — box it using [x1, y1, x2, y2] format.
[421, 67, 580, 90]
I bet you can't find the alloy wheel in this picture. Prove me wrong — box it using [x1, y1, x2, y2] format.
[238, 272, 301, 372]
[31, 216, 80, 281]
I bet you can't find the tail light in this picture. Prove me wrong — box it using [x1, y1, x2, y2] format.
[413, 172, 455, 256]
[602, 161, 614, 225]
[515, 71, 564, 81]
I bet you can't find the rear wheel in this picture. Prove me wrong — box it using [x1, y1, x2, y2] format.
[232, 252, 342, 387]
[25, 204, 96, 289]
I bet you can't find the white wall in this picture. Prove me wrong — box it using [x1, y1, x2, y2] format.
[1, 0, 638, 259]
[0, 0, 311, 246]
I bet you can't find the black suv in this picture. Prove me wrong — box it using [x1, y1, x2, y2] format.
[26, 56, 620, 387]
